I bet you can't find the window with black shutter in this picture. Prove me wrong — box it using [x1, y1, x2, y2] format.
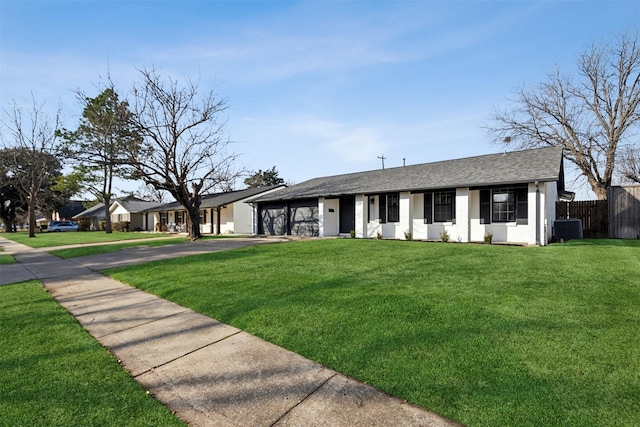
[424, 192, 433, 224]
[480, 189, 491, 224]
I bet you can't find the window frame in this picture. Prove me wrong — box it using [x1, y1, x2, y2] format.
[490, 186, 528, 223]
[387, 193, 400, 223]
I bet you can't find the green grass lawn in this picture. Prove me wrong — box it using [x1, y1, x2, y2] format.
[0, 249, 15, 264]
[49, 238, 189, 258]
[0, 281, 184, 426]
[105, 239, 640, 427]
[1, 231, 177, 248]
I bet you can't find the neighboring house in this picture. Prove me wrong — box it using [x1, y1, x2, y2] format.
[146, 186, 285, 235]
[109, 197, 164, 231]
[74, 196, 162, 231]
[250, 147, 574, 246]
[74, 202, 107, 230]
[52, 200, 87, 221]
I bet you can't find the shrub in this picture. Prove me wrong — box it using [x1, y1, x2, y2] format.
[484, 232, 493, 244]
[439, 230, 450, 242]
[350, 229, 356, 238]
[78, 219, 92, 232]
[112, 221, 130, 232]
[376, 231, 382, 240]
[404, 231, 413, 241]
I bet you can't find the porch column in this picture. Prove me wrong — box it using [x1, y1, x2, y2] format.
[399, 192, 411, 239]
[318, 198, 325, 237]
[355, 195, 366, 238]
[455, 188, 470, 243]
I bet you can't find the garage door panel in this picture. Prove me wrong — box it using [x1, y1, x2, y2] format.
[259, 204, 286, 235]
[289, 200, 319, 237]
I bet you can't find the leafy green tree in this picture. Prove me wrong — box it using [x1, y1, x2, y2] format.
[58, 87, 141, 233]
[244, 166, 285, 188]
[0, 168, 24, 232]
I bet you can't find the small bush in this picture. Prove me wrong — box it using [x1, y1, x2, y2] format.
[350, 229, 356, 238]
[78, 219, 92, 232]
[484, 232, 493, 244]
[376, 231, 383, 240]
[440, 230, 450, 242]
[112, 221, 130, 232]
[404, 231, 413, 241]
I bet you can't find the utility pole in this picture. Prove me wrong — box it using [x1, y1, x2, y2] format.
[377, 154, 386, 169]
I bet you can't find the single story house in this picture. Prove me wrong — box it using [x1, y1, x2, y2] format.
[145, 185, 285, 234]
[75, 196, 162, 231]
[250, 146, 574, 246]
[109, 197, 164, 231]
[52, 200, 87, 221]
[74, 202, 107, 230]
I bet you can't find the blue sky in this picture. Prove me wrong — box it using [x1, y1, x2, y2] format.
[1, 1, 638, 199]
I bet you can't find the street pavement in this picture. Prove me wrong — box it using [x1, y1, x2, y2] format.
[0, 234, 462, 427]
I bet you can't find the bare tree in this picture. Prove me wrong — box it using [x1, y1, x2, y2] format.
[0, 98, 62, 237]
[136, 183, 170, 203]
[619, 146, 640, 183]
[128, 67, 241, 240]
[487, 31, 640, 199]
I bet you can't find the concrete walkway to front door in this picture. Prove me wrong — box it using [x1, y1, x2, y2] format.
[0, 235, 462, 427]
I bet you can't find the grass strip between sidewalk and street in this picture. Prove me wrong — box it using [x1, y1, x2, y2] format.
[1, 231, 175, 248]
[0, 280, 185, 427]
[0, 250, 16, 264]
[105, 238, 640, 427]
[49, 238, 188, 258]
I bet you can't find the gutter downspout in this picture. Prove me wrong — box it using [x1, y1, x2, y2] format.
[535, 181, 540, 246]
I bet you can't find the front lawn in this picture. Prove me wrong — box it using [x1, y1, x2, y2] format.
[0, 281, 184, 426]
[1, 231, 177, 248]
[106, 239, 640, 427]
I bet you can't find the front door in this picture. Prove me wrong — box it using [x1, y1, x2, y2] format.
[339, 196, 355, 234]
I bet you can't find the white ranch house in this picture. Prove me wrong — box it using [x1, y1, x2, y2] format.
[145, 186, 285, 234]
[251, 147, 573, 246]
[75, 196, 162, 231]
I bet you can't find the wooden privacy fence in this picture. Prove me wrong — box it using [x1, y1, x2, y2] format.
[608, 186, 640, 239]
[556, 200, 608, 238]
[556, 185, 640, 239]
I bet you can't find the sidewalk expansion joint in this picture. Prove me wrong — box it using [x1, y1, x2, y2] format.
[132, 330, 243, 378]
[97, 309, 190, 339]
[270, 371, 339, 426]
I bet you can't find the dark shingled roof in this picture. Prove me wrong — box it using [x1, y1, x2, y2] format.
[253, 146, 565, 202]
[147, 185, 285, 211]
[75, 196, 162, 219]
[58, 200, 87, 219]
[112, 197, 164, 213]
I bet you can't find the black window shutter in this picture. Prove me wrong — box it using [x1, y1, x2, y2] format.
[424, 192, 433, 224]
[516, 187, 528, 222]
[480, 189, 491, 224]
[379, 194, 387, 224]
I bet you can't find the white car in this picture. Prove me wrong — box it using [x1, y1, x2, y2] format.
[48, 220, 79, 232]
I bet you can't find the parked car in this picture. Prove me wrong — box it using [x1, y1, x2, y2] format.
[48, 220, 79, 232]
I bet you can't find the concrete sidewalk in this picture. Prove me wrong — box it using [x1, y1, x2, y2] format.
[0, 236, 462, 426]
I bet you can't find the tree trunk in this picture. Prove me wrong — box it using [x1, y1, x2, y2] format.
[186, 207, 201, 241]
[28, 193, 36, 238]
[104, 195, 112, 233]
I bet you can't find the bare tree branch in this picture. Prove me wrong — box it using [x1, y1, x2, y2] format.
[128, 67, 242, 240]
[0, 96, 62, 236]
[487, 31, 640, 199]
